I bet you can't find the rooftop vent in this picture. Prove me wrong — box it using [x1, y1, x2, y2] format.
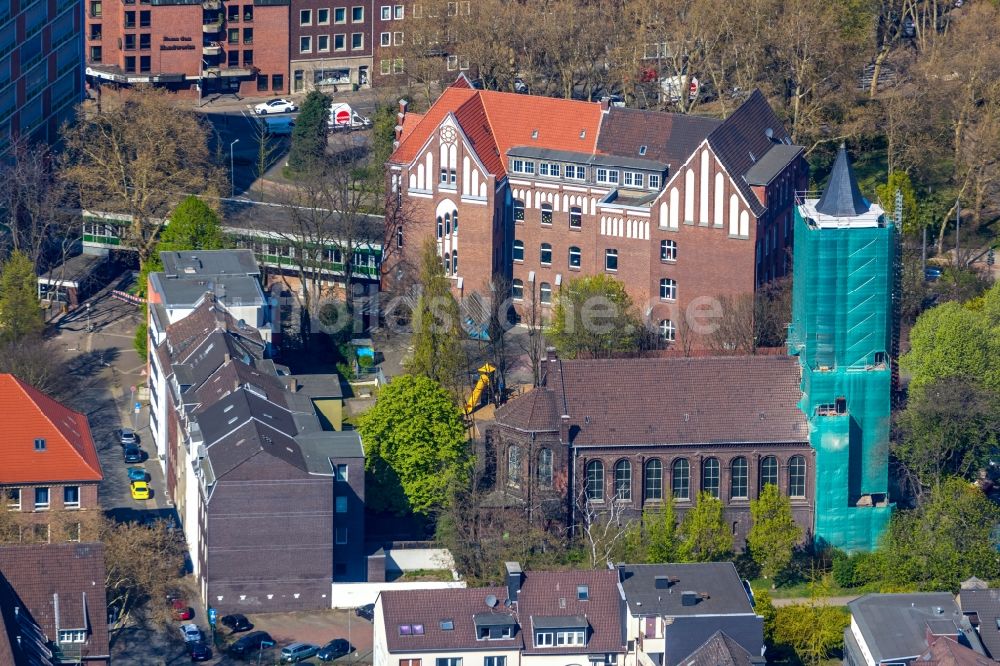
[579, 130, 586, 139]
[531, 129, 538, 139]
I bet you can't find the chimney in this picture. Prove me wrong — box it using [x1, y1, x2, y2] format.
[505, 561, 523, 603]
[395, 99, 408, 143]
[287, 378, 297, 393]
[600, 96, 611, 111]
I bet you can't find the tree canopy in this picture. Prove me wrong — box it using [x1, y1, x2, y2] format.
[547, 274, 642, 359]
[677, 492, 732, 562]
[0, 250, 43, 345]
[405, 239, 465, 392]
[61, 86, 221, 263]
[645, 498, 678, 563]
[748, 483, 803, 579]
[357, 374, 469, 515]
[287, 91, 332, 175]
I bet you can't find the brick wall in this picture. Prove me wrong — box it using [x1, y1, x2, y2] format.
[238, 3, 289, 95]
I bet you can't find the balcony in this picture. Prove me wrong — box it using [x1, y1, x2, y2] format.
[202, 42, 221, 55]
[201, 17, 222, 32]
[201, 0, 220, 8]
[220, 66, 253, 76]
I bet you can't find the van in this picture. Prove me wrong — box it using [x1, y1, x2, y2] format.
[280, 642, 319, 662]
[328, 102, 372, 131]
[259, 115, 295, 136]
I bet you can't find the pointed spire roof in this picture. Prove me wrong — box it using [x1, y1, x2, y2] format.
[815, 143, 869, 217]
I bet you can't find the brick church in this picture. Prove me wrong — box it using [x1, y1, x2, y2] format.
[387, 75, 808, 343]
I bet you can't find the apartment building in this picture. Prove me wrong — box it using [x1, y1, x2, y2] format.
[0, 0, 83, 149]
[289, 0, 372, 92]
[387, 77, 808, 341]
[84, 0, 290, 96]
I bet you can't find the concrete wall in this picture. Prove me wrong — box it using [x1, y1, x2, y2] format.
[385, 548, 455, 573]
[331, 581, 466, 609]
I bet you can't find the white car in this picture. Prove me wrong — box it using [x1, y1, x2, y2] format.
[179, 623, 202, 643]
[254, 98, 297, 115]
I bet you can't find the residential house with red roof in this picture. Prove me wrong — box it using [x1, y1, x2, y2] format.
[487, 355, 813, 543]
[0, 375, 103, 544]
[374, 562, 626, 666]
[387, 76, 808, 344]
[0, 543, 111, 665]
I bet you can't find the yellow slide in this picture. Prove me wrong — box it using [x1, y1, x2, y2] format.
[465, 363, 496, 415]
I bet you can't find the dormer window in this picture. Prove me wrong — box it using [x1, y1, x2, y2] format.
[474, 613, 517, 640]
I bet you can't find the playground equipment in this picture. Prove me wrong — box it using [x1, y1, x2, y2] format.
[464, 363, 497, 415]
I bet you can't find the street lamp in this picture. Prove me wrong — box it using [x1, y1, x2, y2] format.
[230, 138, 240, 197]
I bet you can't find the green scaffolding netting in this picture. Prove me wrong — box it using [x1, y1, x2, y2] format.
[788, 206, 896, 552]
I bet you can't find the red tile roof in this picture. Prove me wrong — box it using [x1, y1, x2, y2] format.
[390, 82, 604, 179]
[0, 375, 102, 484]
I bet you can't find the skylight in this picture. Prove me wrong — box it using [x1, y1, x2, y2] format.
[577, 585, 589, 601]
[440, 619, 454, 631]
[639, 145, 647, 156]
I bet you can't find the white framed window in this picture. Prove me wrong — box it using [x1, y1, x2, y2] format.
[394, 32, 403, 45]
[380, 59, 391, 74]
[299, 8, 311, 25]
[351, 32, 363, 49]
[605, 249, 618, 272]
[485, 658, 506, 666]
[596, 167, 608, 183]
[380, 4, 390, 19]
[660, 239, 677, 261]
[513, 240, 524, 262]
[34, 486, 49, 510]
[659, 278, 677, 301]
[380, 31, 390, 46]
[539, 162, 549, 176]
[607, 169, 619, 184]
[540, 243, 552, 265]
[299, 35, 312, 53]
[335, 496, 347, 513]
[436, 660, 462, 666]
[569, 246, 581, 268]
[570, 206, 582, 228]
[512, 279, 524, 300]
[447, 55, 458, 71]
[539, 282, 551, 305]
[318, 34, 329, 51]
[6, 488, 20, 510]
[659, 319, 676, 342]
[555, 630, 586, 646]
[334, 6, 345, 22]
[536, 632, 554, 647]
[317, 8, 329, 24]
[393, 58, 404, 73]
[336, 464, 348, 481]
[394, 4, 404, 18]
[624, 171, 634, 187]
[63, 486, 80, 509]
[58, 630, 87, 643]
[351, 5, 363, 21]
[335, 527, 348, 544]
[413, 3, 422, 17]
[512, 159, 535, 175]
[624, 171, 643, 187]
[335, 34, 346, 50]
[540, 203, 552, 225]
[649, 174, 661, 190]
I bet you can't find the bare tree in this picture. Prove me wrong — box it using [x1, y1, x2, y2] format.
[575, 484, 636, 569]
[60, 86, 224, 264]
[252, 119, 282, 202]
[520, 279, 545, 387]
[0, 137, 75, 268]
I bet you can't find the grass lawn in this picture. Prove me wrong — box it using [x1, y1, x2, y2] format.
[749, 573, 859, 599]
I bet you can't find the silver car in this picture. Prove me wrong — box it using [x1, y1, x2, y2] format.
[280, 642, 319, 663]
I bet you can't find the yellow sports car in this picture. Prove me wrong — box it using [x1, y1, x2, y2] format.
[130, 480, 150, 500]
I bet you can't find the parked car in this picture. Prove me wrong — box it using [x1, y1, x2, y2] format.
[925, 266, 943, 281]
[127, 466, 146, 482]
[120, 428, 138, 446]
[130, 480, 150, 501]
[229, 631, 274, 658]
[172, 598, 193, 621]
[280, 642, 319, 663]
[254, 98, 297, 114]
[123, 444, 143, 463]
[221, 613, 254, 632]
[189, 641, 212, 662]
[179, 623, 202, 643]
[317, 639, 352, 661]
[354, 604, 374, 621]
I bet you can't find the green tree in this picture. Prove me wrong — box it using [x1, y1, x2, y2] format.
[772, 600, 850, 666]
[875, 477, 1000, 591]
[748, 484, 803, 579]
[895, 376, 1000, 495]
[900, 300, 998, 393]
[547, 274, 642, 359]
[677, 492, 732, 562]
[645, 498, 678, 563]
[876, 171, 919, 234]
[287, 91, 332, 175]
[357, 374, 469, 515]
[368, 104, 399, 187]
[158, 196, 225, 251]
[0, 250, 43, 344]
[406, 239, 464, 392]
